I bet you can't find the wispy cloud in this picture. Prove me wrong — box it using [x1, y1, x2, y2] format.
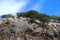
[0, 0, 45, 15]
[32, 0, 44, 11]
[0, 0, 28, 15]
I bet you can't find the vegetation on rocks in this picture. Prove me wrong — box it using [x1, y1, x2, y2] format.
[2, 14, 14, 18]
[0, 10, 60, 40]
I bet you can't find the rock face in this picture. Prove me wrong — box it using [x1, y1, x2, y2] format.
[0, 17, 60, 40]
[0, 17, 33, 40]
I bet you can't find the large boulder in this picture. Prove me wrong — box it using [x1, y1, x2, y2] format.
[8, 18, 15, 23]
[34, 27, 43, 33]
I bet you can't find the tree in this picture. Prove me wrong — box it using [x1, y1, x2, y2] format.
[41, 14, 50, 23]
[50, 15, 59, 20]
[17, 12, 25, 17]
[2, 14, 14, 18]
[25, 10, 39, 18]
[17, 10, 39, 18]
[17, 10, 50, 25]
[34, 13, 50, 34]
[36, 13, 50, 23]
[38, 13, 50, 29]
[58, 16, 60, 20]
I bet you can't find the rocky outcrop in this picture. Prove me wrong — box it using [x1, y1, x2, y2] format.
[0, 17, 60, 40]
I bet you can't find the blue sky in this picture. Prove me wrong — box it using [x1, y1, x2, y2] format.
[0, 0, 60, 16]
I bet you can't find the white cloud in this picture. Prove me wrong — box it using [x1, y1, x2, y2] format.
[0, 0, 28, 15]
[32, 0, 44, 11]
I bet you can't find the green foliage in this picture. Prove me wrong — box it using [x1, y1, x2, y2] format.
[17, 10, 50, 23]
[17, 12, 25, 17]
[25, 10, 39, 18]
[2, 14, 14, 18]
[58, 16, 60, 20]
[40, 14, 50, 23]
[17, 10, 39, 18]
[50, 15, 59, 20]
